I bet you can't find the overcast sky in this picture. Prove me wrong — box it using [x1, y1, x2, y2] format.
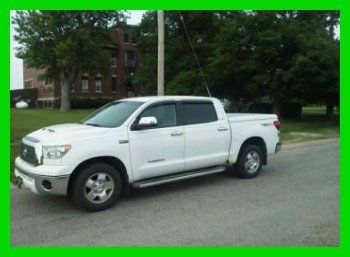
[10, 10, 147, 90]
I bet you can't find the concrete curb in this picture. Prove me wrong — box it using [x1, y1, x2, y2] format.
[282, 137, 339, 150]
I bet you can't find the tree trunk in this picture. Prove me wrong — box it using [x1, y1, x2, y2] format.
[60, 79, 71, 112]
[60, 70, 77, 112]
[326, 103, 334, 118]
[273, 102, 281, 117]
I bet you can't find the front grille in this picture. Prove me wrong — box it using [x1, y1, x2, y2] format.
[20, 143, 39, 166]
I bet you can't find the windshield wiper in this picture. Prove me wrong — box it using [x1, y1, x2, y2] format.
[85, 123, 102, 127]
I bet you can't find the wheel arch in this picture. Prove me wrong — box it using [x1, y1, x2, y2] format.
[67, 156, 129, 195]
[238, 137, 267, 165]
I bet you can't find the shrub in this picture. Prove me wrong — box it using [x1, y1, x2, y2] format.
[248, 103, 273, 114]
[280, 103, 302, 118]
[248, 102, 302, 118]
[71, 97, 118, 109]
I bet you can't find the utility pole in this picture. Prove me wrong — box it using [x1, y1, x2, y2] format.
[157, 10, 164, 96]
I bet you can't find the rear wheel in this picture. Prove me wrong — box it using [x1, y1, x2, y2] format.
[236, 144, 263, 178]
[71, 163, 122, 212]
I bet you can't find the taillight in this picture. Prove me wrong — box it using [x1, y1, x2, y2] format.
[273, 120, 281, 130]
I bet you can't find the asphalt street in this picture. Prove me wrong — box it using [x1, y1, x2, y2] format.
[11, 139, 339, 246]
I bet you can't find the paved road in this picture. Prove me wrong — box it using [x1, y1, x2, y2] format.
[11, 139, 339, 246]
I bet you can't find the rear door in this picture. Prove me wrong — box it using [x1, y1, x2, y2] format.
[181, 100, 231, 171]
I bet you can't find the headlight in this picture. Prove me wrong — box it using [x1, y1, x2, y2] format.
[42, 145, 71, 159]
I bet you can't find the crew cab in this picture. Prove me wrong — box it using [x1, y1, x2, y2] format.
[15, 96, 281, 211]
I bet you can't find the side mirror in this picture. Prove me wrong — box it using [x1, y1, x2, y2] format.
[132, 116, 158, 130]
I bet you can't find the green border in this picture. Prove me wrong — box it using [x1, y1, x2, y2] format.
[1, 0, 347, 255]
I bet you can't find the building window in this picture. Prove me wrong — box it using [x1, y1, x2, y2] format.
[82, 78, 89, 93]
[124, 51, 137, 72]
[24, 79, 33, 89]
[95, 78, 102, 93]
[124, 52, 128, 68]
[124, 32, 129, 43]
[111, 76, 117, 92]
[111, 58, 117, 67]
[111, 52, 117, 67]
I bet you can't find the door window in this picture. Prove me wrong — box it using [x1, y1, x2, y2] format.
[182, 102, 217, 125]
[139, 104, 177, 128]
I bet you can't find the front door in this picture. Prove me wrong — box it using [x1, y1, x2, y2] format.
[128, 102, 184, 181]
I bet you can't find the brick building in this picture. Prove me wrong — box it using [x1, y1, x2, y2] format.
[23, 27, 142, 108]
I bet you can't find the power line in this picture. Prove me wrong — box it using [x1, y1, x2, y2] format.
[177, 11, 211, 97]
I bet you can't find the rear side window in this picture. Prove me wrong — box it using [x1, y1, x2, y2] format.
[182, 102, 217, 125]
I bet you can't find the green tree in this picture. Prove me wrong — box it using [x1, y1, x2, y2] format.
[293, 11, 339, 117]
[207, 11, 258, 105]
[135, 11, 339, 116]
[131, 11, 157, 94]
[133, 11, 217, 96]
[13, 11, 126, 111]
[209, 11, 339, 116]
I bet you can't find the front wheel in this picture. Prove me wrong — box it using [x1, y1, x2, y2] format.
[236, 144, 263, 178]
[71, 163, 122, 212]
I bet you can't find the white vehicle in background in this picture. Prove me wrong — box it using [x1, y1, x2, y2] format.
[15, 96, 281, 211]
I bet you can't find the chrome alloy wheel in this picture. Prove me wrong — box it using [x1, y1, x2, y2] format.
[84, 173, 115, 203]
[244, 151, 260, 173]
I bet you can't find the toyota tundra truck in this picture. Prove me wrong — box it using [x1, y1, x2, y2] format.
[15, 96, 281, 211]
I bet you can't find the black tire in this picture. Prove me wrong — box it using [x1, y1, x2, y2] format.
[71, 162, 122, 212]
[236, 144, 263, 178]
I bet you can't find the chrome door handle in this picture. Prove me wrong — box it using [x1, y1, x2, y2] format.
[171, 131, 183, 136]
[217, 126, 228, 132]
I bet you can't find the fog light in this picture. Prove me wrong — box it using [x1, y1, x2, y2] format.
[42, 180, 52, 190]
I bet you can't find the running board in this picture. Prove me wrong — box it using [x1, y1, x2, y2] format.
[131, 166, 226, 189]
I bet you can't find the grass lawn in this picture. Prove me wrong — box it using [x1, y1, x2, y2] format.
[10, 108, 93, 181]
[280, 106, 339, 143]
[10, 106, 339, 182]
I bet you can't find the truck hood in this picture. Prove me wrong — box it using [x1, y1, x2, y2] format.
[25, 123, 111, 145]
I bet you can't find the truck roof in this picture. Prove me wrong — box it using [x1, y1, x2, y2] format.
[122, 95, 214, 102]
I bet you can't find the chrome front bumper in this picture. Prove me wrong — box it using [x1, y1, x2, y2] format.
[15, 166, 69, 195]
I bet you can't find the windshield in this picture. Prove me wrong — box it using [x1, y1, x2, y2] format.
[82, 101, 143, 128]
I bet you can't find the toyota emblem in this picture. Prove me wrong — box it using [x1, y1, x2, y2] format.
[23, 148, 28, 157]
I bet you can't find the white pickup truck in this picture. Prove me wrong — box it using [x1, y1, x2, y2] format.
[15, 96, 281, 211]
